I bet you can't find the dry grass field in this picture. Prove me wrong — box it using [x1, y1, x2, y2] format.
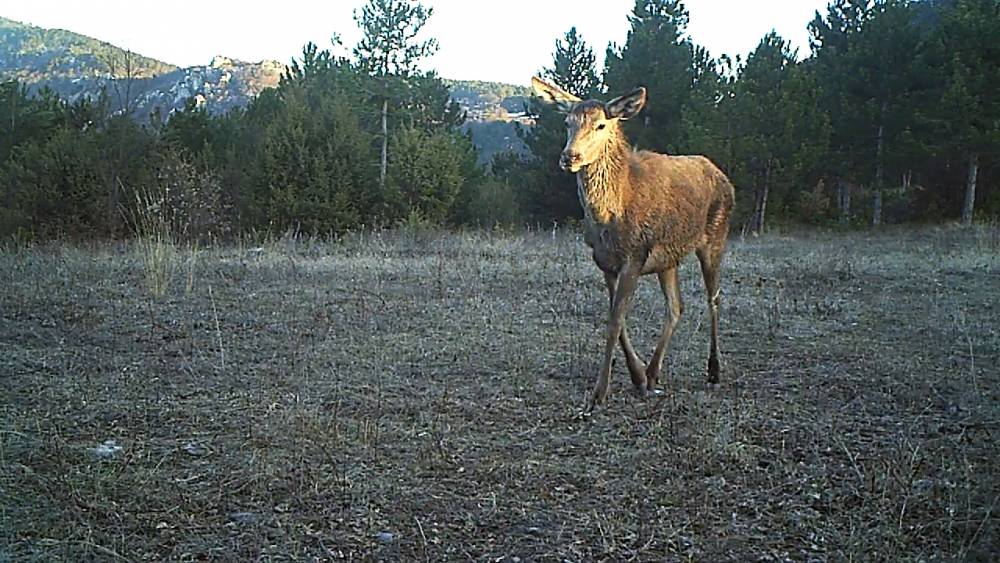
[2, 226, 998, 561]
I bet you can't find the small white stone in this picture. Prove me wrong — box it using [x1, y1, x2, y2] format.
[93, 439, 122, 460]
[183, 442, 208, 456]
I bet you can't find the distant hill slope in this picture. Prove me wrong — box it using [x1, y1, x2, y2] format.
[0, 16, 177, 82]
[0, 15, 530, 164]
[0, 16, 283, 118]
[447, 80, 532, 166]
[446, 79, 530, 119]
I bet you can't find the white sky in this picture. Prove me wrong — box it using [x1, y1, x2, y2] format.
[2, 0, 829, 85]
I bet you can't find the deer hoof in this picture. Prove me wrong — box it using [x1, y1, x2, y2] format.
[590, 389, 609, 409]
[645, 367, 661, 391]
[629, 385, 648, 398]
[631, 386, 664, 399]
[707, 357, 721, 384]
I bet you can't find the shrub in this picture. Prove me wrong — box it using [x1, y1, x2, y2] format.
[153, 152, 231, 242]
[462, 177, 522, 227]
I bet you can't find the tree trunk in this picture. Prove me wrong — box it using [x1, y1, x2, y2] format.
[753, 168, 770, 235]
[872, 190, 882, 228]
[962, 152, 979, 226]
[379, 98, 388, 191]
[106, 144, 123, 235]
[873, 100, 887, 228]
[837, 178, 851, 225]
[108, 176, 120, 234]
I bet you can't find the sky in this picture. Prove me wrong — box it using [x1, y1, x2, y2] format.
[2, 0, 831, 85]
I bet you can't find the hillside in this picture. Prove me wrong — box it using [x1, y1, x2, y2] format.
[0, 16, 283, 118]
[446, 79, 531, 120]
[0, 16, 177, 82]
[447, 80, 532, 166]
[123, 56, 284, 119]
[0, 15, 530, 164]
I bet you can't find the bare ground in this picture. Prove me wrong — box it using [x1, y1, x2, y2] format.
[1, 226, 998, 561]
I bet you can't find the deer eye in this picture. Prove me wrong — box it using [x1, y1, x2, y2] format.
[596, 123, 606, 131]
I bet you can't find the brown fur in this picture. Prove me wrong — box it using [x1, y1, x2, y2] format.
[531, 77, 735, 408]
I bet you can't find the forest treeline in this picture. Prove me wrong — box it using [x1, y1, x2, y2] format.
[1, 0, 997, 240]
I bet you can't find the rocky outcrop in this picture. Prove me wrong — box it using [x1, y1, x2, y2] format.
[127, 56, 284, 118]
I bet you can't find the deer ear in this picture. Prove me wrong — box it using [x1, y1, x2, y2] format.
[605, 87, 646, 120]
[531, 76, 580, 113]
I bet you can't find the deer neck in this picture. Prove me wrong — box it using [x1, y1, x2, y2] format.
[577, 133, 630, 225]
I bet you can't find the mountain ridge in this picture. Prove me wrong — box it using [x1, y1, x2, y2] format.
[0, 15, 529, 163]
[0, 15, 178, 81]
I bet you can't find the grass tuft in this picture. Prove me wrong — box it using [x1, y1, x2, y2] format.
[128, 186, 177, 298]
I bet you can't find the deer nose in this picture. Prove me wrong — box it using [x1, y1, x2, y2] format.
[560, 150, 582, 169]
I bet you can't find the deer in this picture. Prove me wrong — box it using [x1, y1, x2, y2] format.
[531, 77, 735, 410]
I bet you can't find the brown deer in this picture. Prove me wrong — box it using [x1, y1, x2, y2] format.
[531, 77, 735, 409]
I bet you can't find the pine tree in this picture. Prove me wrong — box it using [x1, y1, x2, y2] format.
[604, 0, 694, 152]
[255, 80, 373, 233]
[515, 27, 603, 221]
[808, 0, 872, 223]
[811, 0, 929, 226]
[388, 127, 470, 223]
[933, 0, 1000, 224]
[681, 47, 732, 170]
[543, 27, 601, 100]
[353, 0, 439, 194]
[728, 33, 797, 233]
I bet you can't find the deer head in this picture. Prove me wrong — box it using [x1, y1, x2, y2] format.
[531, 76, 646, 173]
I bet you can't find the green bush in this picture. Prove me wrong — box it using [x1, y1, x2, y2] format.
[151, 152, 231, 242]
[461, 177, 522, 228]
[387, 127, 470, 225]
[3, 127, 104, 238]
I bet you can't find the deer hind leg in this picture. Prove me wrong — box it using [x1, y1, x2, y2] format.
[646, 268, 683, 392]
[697, 241, 726, 384]
[604, 272, 647, 390]
[592, 261, 643, 409]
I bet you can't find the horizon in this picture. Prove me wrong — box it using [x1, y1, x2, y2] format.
[2, 0, 829, 85]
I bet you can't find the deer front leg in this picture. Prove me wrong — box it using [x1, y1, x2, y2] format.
[591, 260, 643, 409]
[604, 272, 647, 389]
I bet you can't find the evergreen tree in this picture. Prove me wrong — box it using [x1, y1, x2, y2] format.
[779, 65, 833, 224]
[0, 81, 60, 163]
[681, 47, 733, 170]
[255, 80, 373, 233]
[715, 32, 834, 231]
[161, 97, 218, 162]
[387, 127, 470, 223]
[396, 71, 466, 132]
[353, 0, 439, 194]
[605, 0, 694, 152]
[543, 27, 601, 100]
[855, 0, 927, 225]
[728, 33, 797, 232]
[514, 27, 603, 222]
[811, 0, 929, 226]
[808, 0, 873, 223]
[4, 127, 104, 237]
[932, 0, 1000, 224]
